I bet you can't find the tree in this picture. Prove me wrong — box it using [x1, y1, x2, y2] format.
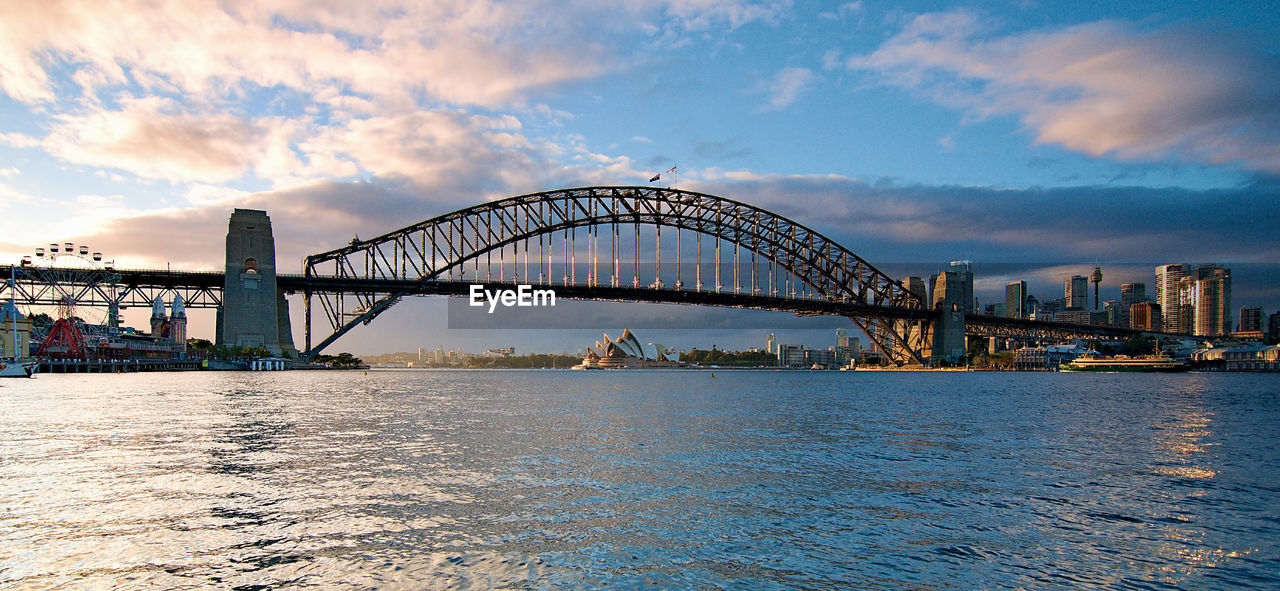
[1120, 336, 1155, 356]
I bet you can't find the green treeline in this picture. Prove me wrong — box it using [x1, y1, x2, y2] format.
[681, 348, 775, 367]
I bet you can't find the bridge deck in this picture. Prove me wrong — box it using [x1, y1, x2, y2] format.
[2, 266, 1195, 341]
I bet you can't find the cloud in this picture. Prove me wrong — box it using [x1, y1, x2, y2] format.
[305, 110, 540, 192]
[688, 172, 1280, 265]
[0, 0, 789, 109]
[0, 131, 39, 148]
[819, 2, 862, 21]
[0, 1, 598, 108]
[0, 0, 794, 191]
[43, 97, 262, 182]
[756, 67, 816, 111]
[847, 11, 1280, 173]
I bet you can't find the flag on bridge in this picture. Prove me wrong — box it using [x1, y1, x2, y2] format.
[649, 173, 660, 182]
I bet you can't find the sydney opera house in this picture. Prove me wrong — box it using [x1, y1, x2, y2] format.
[576, 329, 680, 369]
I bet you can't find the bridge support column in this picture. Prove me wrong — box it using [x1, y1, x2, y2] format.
[925, 271, 967, 365]
[219, 209, 296, 357]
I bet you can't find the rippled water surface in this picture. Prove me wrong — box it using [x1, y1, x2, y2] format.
[2, 370, 1279, 589]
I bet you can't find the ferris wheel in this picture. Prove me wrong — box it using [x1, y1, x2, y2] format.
[19, 242, 121, 337]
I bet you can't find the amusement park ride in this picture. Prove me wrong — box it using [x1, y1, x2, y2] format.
[2, 242, 187, 376]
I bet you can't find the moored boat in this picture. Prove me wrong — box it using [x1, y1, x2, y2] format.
[0, 359, 38, 378]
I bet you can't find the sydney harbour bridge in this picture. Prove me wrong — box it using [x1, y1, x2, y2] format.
[2, 186, 1154, 365]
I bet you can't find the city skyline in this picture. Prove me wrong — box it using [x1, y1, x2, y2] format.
[2, 1, 1278, 354]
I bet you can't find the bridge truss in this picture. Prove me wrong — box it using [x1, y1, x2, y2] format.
[303, 186, 933, 363]
[4, 188, 1178, 363]
[1, 267, 225, 310]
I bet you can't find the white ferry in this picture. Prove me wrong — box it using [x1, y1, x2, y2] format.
[1059, 355, 1188, 372]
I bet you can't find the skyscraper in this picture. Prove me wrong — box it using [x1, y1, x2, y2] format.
[1005, 281, 1028, 319]
[949, 260, 974, 313]
[1130, 301, 1161, 331]
[905, 276, 927, 305]
[766, 333, 776, 354]
[1155, 264, 1190, 333]
[1177, 265, 1232, 336]
[1119, 283, 1146, 329]
[1065, 275, 1088, 309]
[1239, 306, 1262, 333]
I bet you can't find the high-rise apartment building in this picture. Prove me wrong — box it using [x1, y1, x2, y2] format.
[1006, 281, 1028, 319]
[1119, 283, 1146, 329]
[1155, 264, 1190, 333]
[1130, 301, 1161, 331]
[949, 260, 975, 313]
[1065, 275, 1088, 309]
[1177, 265, 1232, 336]
[1239, 306, 1263, 333]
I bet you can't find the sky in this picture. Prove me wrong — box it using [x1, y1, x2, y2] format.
[1, 0, 1278, 355]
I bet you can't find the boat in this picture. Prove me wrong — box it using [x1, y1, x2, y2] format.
[1, 359, 38, 378]
[1059, 355, 1188, 372]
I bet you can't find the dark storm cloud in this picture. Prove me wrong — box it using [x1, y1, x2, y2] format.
[696, 175, 1280, 264]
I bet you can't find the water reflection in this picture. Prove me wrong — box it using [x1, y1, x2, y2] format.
[1, 372, 1278, 589]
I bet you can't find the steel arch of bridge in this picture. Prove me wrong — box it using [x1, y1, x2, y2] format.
[302, 186, 931, 362]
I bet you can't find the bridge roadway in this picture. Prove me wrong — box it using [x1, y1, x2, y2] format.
[2, 265, 1170, 342]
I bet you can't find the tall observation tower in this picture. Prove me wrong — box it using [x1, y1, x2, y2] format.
[1090, 266, 1103, 310]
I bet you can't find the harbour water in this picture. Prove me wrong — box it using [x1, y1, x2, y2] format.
[2, 370, 1278, 589]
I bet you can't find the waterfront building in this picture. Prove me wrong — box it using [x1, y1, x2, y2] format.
[579, 329, 677, 369]
[808, 348, 837, 368]
[1005, 281, 1028, 319]
[776, 343, 839, 368]
[1013, 345, 1085, 371]
[766, 333, 776, 355]
[1240, 306, 1263, 333]
[777, 344, 807, 368]
[1066, 275, 1088, 310]
[1270, 311, 1280, 343]
[1130, 302, 1161, 331]
[1155, 264, 1190, 333]
[1191, 344, 1280, 371]
[1, 300, 32, 360]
